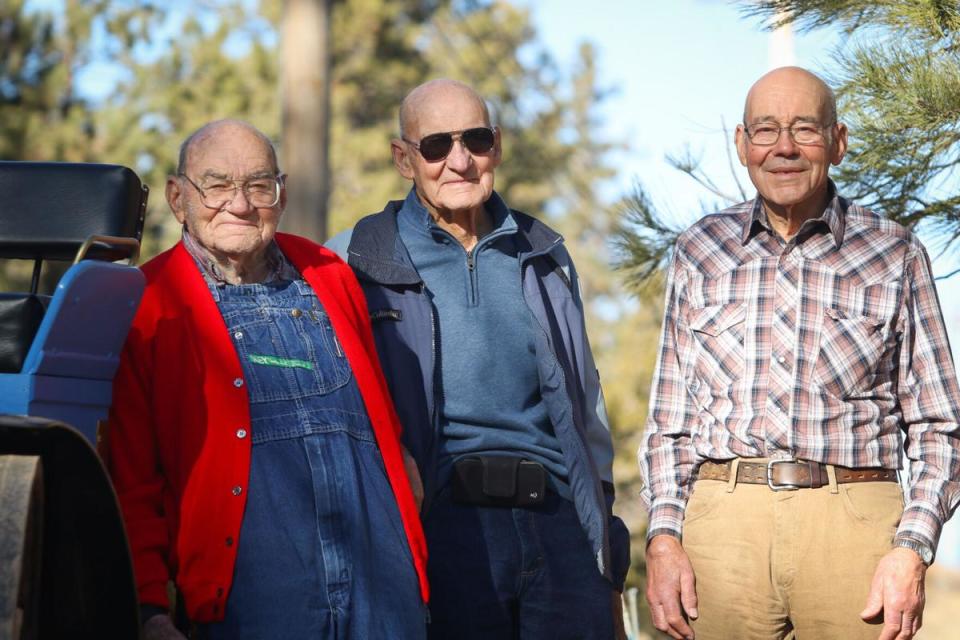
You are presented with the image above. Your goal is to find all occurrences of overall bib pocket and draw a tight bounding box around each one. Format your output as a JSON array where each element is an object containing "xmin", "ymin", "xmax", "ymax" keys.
[{"xmin": 229, "ymin": 306, "xmax": 351, "ymax": 403}]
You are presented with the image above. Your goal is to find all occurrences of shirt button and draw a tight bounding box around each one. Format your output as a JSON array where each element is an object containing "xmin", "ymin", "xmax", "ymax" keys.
[
  {"xmin": 233, "ymin": 378, "xmax": 244, "ymax": 388},
  {"xmin": 777, "ymin": 355, "xmax": 787, "ymax": 364},
  {"xmin": 291, "ymin": 308, "xmax": 302, "ymax": 318},
  {"xmin": 232, "ymin": 486, "xmax": 243, "ymax": 496},
  {"xmin": 236, "ymin": 428, "xmax": 247, "ymax": 439},
  {"xmin": 234, "ymin": 331, "xmax": 243, "ymax": 340},
  {"xmin": 226, "ymin": 536, "xmax": 234, "ymax": 546}
]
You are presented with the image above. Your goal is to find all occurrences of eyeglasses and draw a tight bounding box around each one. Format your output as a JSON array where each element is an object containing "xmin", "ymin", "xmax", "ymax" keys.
[
  {"xmin": 402, "ymin": 127, "xmax": 496, "ymax": 162},
  {"xmin": 179, "ymin": 173, "xmax": 283, "ymax": 209},
  {"xmin": 743, "ymin": 121, "xmax": 835, "ymax": 146}
]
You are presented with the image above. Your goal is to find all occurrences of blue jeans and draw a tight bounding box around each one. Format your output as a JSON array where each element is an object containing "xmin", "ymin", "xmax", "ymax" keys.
[
  {"xmin": 424, "ymin": 488, "xmax": 615, "ymax": 639},
  {"xmin": 201, "ymin": 280, "xmax": 425, "ymax": 640}
]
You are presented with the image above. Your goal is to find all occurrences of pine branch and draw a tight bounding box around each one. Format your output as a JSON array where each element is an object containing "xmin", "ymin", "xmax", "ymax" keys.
[{"xmin": 612, "ymin": 182, "xmax": 682, "ymax": 287}]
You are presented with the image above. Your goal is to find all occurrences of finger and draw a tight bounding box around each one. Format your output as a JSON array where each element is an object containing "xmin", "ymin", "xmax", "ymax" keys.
[
  {"xmin": 859, "ymin": 579, "xmax": 884, "ymax": 620},
  {"xmin": 897, "ymin": 613, "xmax": 917, "ymax": 640},
  {"xmin": 651, "ymin": 602, "xmax": 685, "ymax": 640},
  {"xmin": 679, "ymin": 567, "xmax": 699, "ymax": 619},
  {"xmin": 648, "ymin": 599, "xmax": 667, "ymax": 632},
  {"xmin": 876, "ymin": 610, "xmax": 903, "ymax": 640},
  {"xmin": 661, "ymin": 599, "xmax": 695, "ymax": 640}
]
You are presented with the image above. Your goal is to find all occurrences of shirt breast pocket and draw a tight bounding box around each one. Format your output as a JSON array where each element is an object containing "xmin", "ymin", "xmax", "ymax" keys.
[
  {"xmin": 233, "ymin": 311, "xmax": 352, "ymax": 403},
  {"xmin": 814, "ymin": 306, "xmax": 890, "ymax": 398},
  {"xmin": 687, "ymin": 301, "xmax": 747, "ymax": 390}
]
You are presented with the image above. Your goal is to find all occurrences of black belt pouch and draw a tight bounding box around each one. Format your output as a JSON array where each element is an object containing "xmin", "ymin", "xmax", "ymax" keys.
[{"xmin": 451, "ymin": 455, "xmax": 546, "ymax": 507}]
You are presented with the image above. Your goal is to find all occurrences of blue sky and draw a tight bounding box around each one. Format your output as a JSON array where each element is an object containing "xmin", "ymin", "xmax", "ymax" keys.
[{"xmin": 517, "ymin": 0, "xmax": 960, "ymax": 567}]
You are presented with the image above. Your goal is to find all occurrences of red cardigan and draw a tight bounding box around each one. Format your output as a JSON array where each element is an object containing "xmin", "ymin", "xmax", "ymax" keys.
[{"xmin": 106, "ymin": 234, "xmax": 428, "ymax": 622}]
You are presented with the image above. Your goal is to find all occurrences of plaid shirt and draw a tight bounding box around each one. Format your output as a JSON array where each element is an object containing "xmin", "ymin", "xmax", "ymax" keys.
[{"xmin": 639, "ymin": 186, "xmax": 960, "ymax": 553}]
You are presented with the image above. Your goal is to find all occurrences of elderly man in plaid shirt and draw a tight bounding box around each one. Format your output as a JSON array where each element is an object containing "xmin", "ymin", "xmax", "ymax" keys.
[{"xmin": 640, "ymin": 66, "xmax": 960, "ymax": 640}]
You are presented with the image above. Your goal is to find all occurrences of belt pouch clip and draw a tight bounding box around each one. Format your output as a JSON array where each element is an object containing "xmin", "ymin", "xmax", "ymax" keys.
[{"xmin": 452, "ymin": 455, "xmax": 546, "ymax": 507}]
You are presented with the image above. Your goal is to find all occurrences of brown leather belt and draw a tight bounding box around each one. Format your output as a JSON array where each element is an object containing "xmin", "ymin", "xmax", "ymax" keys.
[{"xmin": 696, "ymin": 459, "xmax": 898, "ymax": 491}]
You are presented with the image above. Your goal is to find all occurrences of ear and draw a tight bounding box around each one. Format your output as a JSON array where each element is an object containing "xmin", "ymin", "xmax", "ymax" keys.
[
  {"xmin": 166, "ymin": 175, "xmax": 187, "ymax": 225},
  {"xmin": 734, "ymin": 124, "xmax": 749, "ymax": 167},
  {"xmin": 278, "ymin": 174, "xmax": 288, "ymax": 211},
  {"xmin": 391, "ymin": 139, "xmax": 416, "ymax": 180},
  {"xmin": 831, "ymin": 122, "xmax": 848, "ymax": 166},
  {"xmin": 491, "ymin": 126, "xmax": 503, "ymax": 168}
]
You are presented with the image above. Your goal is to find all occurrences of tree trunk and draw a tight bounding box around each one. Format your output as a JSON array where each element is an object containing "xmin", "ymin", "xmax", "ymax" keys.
[{"xmin": 280, "ymin": 0, "xmax": 332, "ymax": 242}]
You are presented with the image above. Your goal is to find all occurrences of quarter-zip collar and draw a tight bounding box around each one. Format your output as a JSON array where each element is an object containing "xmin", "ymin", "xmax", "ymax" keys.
[
  {"xmin": 348, "ymin": 189, "xmax": 564, "ymax": 286},
  {"xmin": 398, "ymin": 186, "xmax": 518, "ymax": 242}
]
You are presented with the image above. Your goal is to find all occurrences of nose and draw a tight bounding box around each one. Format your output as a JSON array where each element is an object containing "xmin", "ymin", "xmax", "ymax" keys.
[
  {"xmin": 224, "ymin": 186, "xmax": 255, "ymax": 214},
  {"xmin": 444, "ymin": 136, "xmax": 473, "ymax": 172},
  {"xmin": 772, "ymin": 128, "xmax": 800, "ymax": 156}
]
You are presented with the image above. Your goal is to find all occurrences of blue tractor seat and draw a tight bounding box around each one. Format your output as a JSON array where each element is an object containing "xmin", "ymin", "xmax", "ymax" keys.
[
  {"xmin": 0, "ymin": 161, "xmax": 146, "ymax": 638},
  {"xmin": 0, "ymin": 161, "xmax": 148, "ymax": 445}
]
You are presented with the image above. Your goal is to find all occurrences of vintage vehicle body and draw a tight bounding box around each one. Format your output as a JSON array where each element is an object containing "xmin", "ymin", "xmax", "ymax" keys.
[{"xmin": 0, "ymin": 162, "xmax": 147, "ymax": 639}]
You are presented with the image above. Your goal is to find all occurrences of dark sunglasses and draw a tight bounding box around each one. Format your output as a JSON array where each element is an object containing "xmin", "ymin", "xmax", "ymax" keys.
[{"xmin": 402, "ymin": 127, "xmax": 496, "ymax": 162}]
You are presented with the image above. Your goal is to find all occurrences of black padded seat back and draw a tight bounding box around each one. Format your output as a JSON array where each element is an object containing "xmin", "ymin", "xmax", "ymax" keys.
[
  {"xmin": 0, "ymin": 293, "xmax": 49, "ymax": 373},
  {"xmin": 0, "ymin": 162, "xmax": 147, "ymax": 262}
]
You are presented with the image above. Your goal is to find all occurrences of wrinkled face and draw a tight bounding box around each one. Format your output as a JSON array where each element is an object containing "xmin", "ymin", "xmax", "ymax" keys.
[
  {"xmin": 392, "ymin": 87, "xmax": 501, "ymax": 217},
  {"xmin": 166, "ymin": 126, "xmax": 284, "ymax": 259},
  {"xmin": 735, "ymin": 71, "xmax": 847, "ymax": 215}
]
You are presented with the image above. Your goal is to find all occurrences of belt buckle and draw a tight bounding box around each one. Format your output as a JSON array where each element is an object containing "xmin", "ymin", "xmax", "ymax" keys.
[{"xmin": 767, "ymin": 458, "xmax": 800, "ymax": 491}]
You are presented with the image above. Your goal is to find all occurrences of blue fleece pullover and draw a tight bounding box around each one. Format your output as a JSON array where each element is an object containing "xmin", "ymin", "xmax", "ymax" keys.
[{"xmin": 396, "ymin": 189, "xmax": 568, "ymax": 493}]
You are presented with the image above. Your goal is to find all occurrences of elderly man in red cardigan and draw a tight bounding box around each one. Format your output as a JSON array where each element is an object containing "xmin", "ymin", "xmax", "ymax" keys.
[{"xmin": 106, "ymin": 119, "xmax": 428, "ymax": 640}]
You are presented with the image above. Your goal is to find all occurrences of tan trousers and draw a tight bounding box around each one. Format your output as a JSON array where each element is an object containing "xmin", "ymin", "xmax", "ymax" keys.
[{"xmin": 682, "ymin": 462, "xmax": 903, "ymax": 640}]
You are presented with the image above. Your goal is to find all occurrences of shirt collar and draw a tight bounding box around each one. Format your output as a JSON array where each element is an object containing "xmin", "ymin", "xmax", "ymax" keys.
[
  {"xmin": 181, "ymin": 228, "xmax": 297, "ymax": 286},
  {"xmin": 741, "ymin": 180, "xmax": 845, "ymax": 249}
]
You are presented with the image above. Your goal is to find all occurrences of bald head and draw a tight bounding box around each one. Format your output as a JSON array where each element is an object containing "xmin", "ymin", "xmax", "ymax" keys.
[
  {"xmin": 743, "ymin": 66, "xmax": 837, "ymax": 126},
  {"xmin": 177, "ymin": 119, "xmax": 278, "ymax": 175},
  {"xmin": 398, "ymin": 79, "xmax": 491, "ymax": 139}
]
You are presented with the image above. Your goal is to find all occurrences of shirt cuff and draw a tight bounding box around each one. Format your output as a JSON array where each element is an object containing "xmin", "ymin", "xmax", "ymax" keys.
[
  {"xmin": 895, "ymin": 502, "xmax": 943, "ymax": 556},
  {"xmin": 645, "ymin": 497, "xmax": 687, "ymax": 542}
]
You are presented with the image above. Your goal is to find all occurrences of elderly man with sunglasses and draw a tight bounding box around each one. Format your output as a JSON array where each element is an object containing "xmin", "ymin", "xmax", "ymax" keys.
[
  {"xmin": 640, "ymin": 67, "xmax": 960, "ymax": 640},
  {"xmin": 328, "ymin": 79, "xmax": 630, "ymax": 639}
]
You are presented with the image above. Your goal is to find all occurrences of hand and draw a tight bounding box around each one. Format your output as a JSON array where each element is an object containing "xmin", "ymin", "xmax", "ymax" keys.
[
  {"xmin": 142, "ymin": 614, "xmax": 187, "ymax": 640},
  {"xmin": 401, "ymin": 445, "xmax": 424, "ymax": 512},
  {"xmin": 645, "ymin": 534, "xmax": 698, "ymax": 640},
  {"xmin": 860, "ymin": 546, "xmax": 926, "ymax": 640},
  {"xmin": 612, "ymin": 590, "xmax": 628, "ymax": 640}
]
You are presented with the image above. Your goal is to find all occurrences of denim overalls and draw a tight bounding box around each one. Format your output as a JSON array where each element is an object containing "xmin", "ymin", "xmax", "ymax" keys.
[{"xmin": 201, "ymin": 278, "xmax": 424, "ymax": 640}]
